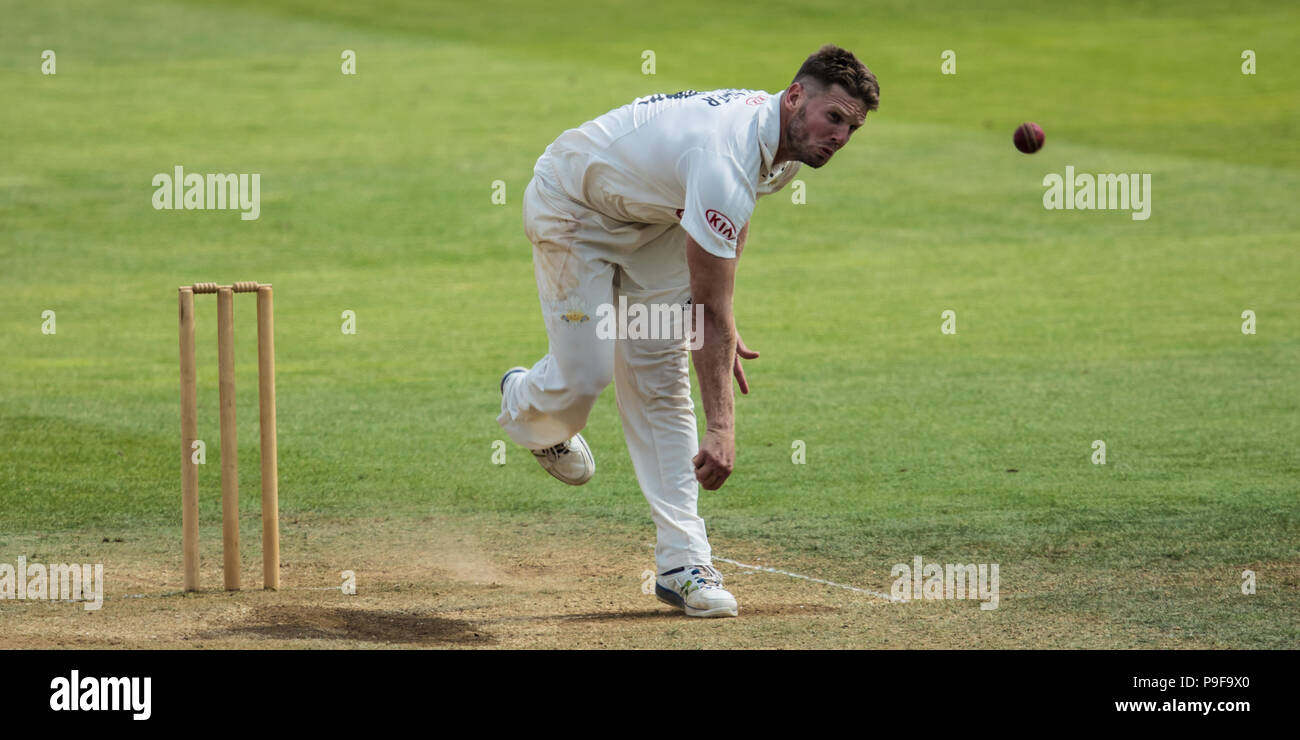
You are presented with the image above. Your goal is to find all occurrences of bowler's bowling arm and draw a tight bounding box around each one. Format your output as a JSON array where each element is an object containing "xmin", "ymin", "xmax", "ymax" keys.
[
  {"xmin": 686, "ymin": 231, "xmax": 743, "ymax": 437},
  {"xmin": 686, "ymin": 228, "xmax": 748, "ymax": 490}
]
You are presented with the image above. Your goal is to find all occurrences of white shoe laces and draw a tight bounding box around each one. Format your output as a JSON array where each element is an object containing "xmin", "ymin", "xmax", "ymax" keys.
[
  {"xmin": 533, "ymin": 440, "xmax": 572, "ymax": 459},
  {"xmin": 688, "ymin": 564, "xmax": 724, "ymax": 589}
]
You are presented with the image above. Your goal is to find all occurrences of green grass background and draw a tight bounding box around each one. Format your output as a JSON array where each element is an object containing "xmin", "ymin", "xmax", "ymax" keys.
[{"xmin": 2, "ymin": 0, "xmax": 1297, "ymax": 646}]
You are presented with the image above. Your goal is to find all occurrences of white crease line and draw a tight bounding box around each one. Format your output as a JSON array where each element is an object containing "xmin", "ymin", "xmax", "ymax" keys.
[
  {"xmin": 713, "ymin": 556, "xmax": 902, "ymax": 602},
  {"xmin": 647, "ymin": 545, "xmax": 902, "ymax": 602},
  {"xmin": 107, "ymin": 586, "xmax": 344, "ymax": 600}
]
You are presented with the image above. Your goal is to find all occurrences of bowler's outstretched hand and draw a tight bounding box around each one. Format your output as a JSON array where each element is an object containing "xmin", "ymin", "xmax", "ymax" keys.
[
  {"xmin": 733, "ymin": 333, "xmax": 759, "ymax": 394},
  {"xmin": 694, "ymin": 429, "xmax": 735, "ymax": 490}
]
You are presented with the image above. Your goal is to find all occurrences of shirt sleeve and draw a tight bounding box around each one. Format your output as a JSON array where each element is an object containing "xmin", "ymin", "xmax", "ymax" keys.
[{"xmin": 677, "ymin": 149, "xmax": 755, "ymax": 259}]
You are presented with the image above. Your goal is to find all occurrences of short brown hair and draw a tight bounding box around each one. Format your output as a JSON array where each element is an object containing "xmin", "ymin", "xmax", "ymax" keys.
[{"xmin": 793, "ymin": 45, "xmax": 879, "ymax": 112}]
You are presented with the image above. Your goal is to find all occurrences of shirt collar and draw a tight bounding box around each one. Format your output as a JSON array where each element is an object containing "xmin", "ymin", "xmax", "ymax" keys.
[{"xmin": 757, "ymin": 91, "xmax": 784, "ymax": 180}]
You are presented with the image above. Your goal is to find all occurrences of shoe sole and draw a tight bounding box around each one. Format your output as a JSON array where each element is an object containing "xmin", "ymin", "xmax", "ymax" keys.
[{"xmin": 655, "ymin": 585, "xmax": 738, "ymax": 618}]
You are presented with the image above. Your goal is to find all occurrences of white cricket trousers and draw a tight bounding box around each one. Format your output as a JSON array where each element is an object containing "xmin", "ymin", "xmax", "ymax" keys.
[{"xmin": 497, "ymin": 161, "xmax": 712, "ymax": 573}]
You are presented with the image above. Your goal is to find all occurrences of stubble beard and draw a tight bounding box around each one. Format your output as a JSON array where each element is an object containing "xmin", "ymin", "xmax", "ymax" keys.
[{"xmin": 784, "ymin": 105, "xmax": 823, "ymax": 168}]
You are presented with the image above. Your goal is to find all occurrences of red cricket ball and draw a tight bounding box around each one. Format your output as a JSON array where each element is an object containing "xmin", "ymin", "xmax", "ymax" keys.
[{"xmin": 1014, "ymin": 122, "xmax": 1045, "ymax": 154}]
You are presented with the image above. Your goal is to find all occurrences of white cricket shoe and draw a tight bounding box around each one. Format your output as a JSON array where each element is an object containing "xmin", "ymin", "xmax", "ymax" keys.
[
  {"xmin": 655, "ymin": 564, "xmax": 739, "ymax": 618},
  {"xmin": 500, "ymin": 366, "xmax": 528, "ymax": 395},
  {"xmin": 530, "ymin": 436, "xmax": 595, "ymax": 485},
  {"xmin": 501, "ymin": 367, "xmax": 596, "ymax": 486}
]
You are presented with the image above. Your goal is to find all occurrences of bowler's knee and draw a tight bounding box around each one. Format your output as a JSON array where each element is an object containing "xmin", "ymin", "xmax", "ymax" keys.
[{"xmin": 563, "ymin": 367, "xmax": 613, "ymax": 409}]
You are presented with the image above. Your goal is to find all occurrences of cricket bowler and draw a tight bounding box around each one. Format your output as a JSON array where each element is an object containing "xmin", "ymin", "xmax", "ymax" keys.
[{"xmin": 498, "ymin": 45, "xmax": 879, "ymax": 617}]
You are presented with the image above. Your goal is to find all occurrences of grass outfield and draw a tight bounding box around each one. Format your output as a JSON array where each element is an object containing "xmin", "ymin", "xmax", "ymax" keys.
[{"xmin": 1, "ymin": 0, "xmax": 1297, "ymax": 648}]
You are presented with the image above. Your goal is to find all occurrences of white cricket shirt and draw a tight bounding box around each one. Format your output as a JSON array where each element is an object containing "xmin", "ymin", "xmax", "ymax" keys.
[{"xmin": 534, "ymin": 89, "xmax": 801, "ymax": 258}]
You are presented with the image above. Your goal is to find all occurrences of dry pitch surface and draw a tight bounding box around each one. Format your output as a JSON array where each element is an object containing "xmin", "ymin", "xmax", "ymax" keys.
[{"xmin": 0, "ymin": 513, "xmax": 1245, "ymax": 649}]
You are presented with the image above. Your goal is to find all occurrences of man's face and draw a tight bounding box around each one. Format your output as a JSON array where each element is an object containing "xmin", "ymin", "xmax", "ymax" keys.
[{"xmin": 783, "ymin": 82, "xmax": 868, "ymax": 168}]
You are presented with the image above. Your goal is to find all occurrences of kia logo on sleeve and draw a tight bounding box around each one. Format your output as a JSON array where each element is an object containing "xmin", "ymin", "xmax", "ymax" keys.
[{"xmin": 705, "ymin": 209, "xmax": 737, "ymax": 240}]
